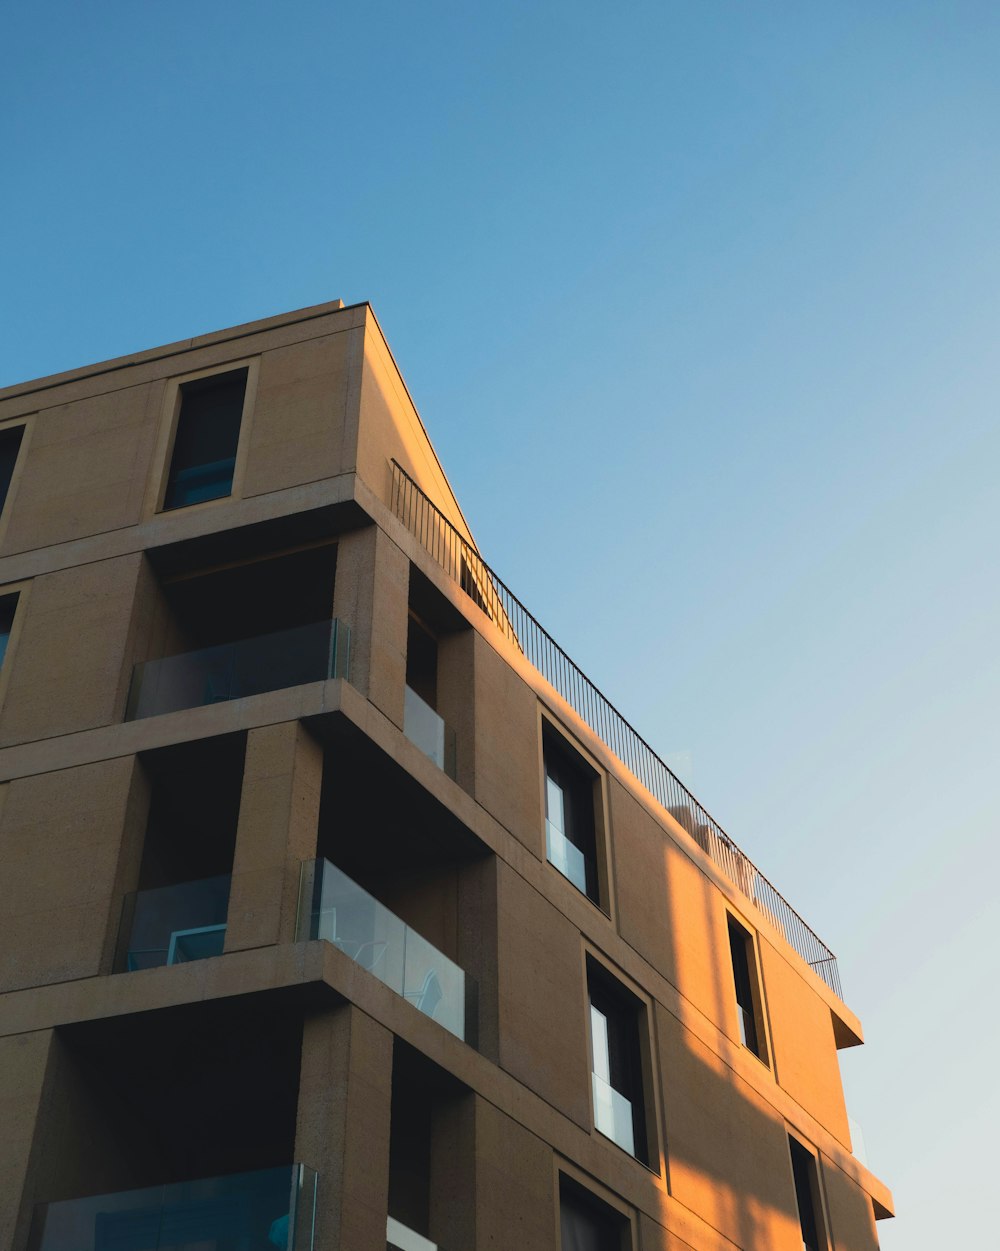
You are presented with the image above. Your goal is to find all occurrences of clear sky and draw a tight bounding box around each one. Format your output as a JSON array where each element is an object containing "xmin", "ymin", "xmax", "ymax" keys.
[{"xmin": 3, "ymin": 3, "xmax": 998, "ymax": 1245}]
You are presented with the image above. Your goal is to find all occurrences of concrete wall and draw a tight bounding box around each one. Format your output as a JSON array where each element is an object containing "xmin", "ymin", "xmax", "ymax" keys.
[{"xmin": 0, "ymin": 756, "xmax": 139, "ymax": 993}]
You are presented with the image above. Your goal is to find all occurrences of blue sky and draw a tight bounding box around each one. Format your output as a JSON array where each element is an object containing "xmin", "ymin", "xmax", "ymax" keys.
[{"xmin": 4, "ymin": 4, "xmax": 999, "ymax": 1245}]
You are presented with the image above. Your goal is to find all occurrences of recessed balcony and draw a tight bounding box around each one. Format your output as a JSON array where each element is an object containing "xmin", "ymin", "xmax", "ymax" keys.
[
  {"xmin": 114, "ymin": 873, "xmax": 231, "ymax": 972},
  {"xmin": 125, "ymin": 618, "xmax": 350, "ymax": 721},
  {"xmin": 403, "ymin": 684, "xmax": 457, "ymax": 778},
  {"xmin": 31, "ymin": 1165, "xmax": 317, "ymax": 1251},
  {"xmin": 297, "ymin": 859, "xmax": 475, "ymax": 1044}
]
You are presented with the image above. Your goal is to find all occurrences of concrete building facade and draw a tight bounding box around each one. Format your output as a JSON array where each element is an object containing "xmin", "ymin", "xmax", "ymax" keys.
[{"xmin": 0, "ymin": 300, "xmax": 893, "ymax": 1251}]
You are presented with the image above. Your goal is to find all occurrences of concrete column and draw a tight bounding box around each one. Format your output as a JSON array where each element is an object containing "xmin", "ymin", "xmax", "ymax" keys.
[
  {"xmin": 1, "ymin": 1032, "xmax": 54, "ymax": 1251},
  {"xmin": 294, "ymin": 1005, "xmax": 393, "ymax": 1250},
  {"xmin": 332, "ymin": 525, "xmax": 409, "ymax": 726},
  {"xmin": 437, "ymin": 627, "xmax": 476, "ymax": 792},
  {"xmin": 480, "ymin": 1101, "xmax": 556, "ymax": 1250},
  {"xmin": 456, "ymin": 856, "xmax": 499, "ymax": 1062},
  {"xmin": 225, "ymin": 721, "xmax": 323, "ymax": 953}
]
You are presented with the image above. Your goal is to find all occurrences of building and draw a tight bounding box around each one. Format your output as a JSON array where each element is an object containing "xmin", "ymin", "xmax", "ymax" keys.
[{"xmin": 0, "ymin": 300, "xmax": 893, "ymax": 1251}]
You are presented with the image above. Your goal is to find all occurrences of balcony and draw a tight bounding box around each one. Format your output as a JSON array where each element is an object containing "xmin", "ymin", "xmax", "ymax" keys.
[
  {"xmin": 404, "ymin": 684, "xmax": 457, "ymax": 778},
  {"xmin": 297, "ymin": 859, "xmax": 475, "ymax": 1043},
  {"xmin": 125, "ymin": 618, "xmax": 350, "ymax": 721},
  {"xmin": 31, "ymin": 1165, "xmax": 317, "ymax": 1251},
  {"xmin": 114, "ymin": 874, "xmax": 230, "ymax": 972}
]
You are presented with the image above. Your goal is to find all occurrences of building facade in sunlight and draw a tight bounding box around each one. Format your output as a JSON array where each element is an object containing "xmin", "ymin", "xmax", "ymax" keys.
[{"xmin": 0, "ymin": 301, "xmax": 892, "ymax": 1250}]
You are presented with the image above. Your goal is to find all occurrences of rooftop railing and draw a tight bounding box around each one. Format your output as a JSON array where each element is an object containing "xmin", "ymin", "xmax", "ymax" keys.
[{"xmin": 389, "ymin": 459, "xmax": 842, "ymax": 1000}]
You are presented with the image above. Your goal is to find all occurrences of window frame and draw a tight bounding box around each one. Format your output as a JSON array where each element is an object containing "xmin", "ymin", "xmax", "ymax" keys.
[
  {"xmin": 0, "ymin": 580, "xmax": 30, "ymax": 708},
  {"xmin": 0, "ymin": 416, "xmax": 32, "ymax": 548},
  {"xmin": 540, "ymin": 712, "xmax": 612, "ymax": 913},
  {"xmin": 725, "ymin": 909, "xmax": 772, "ymax": 1067},
  {"xmin": 786, "ymin": 1130, "xmax": 831, "ymax": 1251},
  {"xmin": 146, "ymin": 357, "xmax": 259, "ymax": 518},
  {"xmin": 583, "ymin": 949, "xmax": 660, "ymax": 1172},
  {"xmin": 556, "ymin": 1166, "xmax": 634, "ymax": 1251}
]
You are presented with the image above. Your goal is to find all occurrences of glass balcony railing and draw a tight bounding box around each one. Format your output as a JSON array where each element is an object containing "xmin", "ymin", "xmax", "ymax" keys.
[
  {"xmin": 114, "ymin": 874, "xmax": 231, "ymax": 972},
  {"xmin": 125, "ymin": 618, "xmax": 350, "ymax": 721},
  {"xmin": 592, "ymin": 1072, "xmax": 636, "ymax": 1156},
  {"xmin": 387, "ymin": 1215, "xmax": 439, "ymax": 1251},
  {"xmin": 297, "ymin": 859, "xmax": 475, "ymax": 1044},
  {"xmin": 31, "ymin": 1164, "xmax": 317, "ymax": 1251},
  {"xmin": 403, "ymin": 685, "xmax": 457, "ymax": 778},
  {"xmin": 848, "ymin": 1115, "xmax": 869, "ymax": 1168},
  {"xmin": 545, "ymin": 819, "xmax": 589, "ymax": 895}
]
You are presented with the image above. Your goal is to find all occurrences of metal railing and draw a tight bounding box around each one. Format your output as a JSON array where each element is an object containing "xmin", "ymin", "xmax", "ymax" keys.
[{"xmin": 389, "ymin": 459, "xmax": 842, "ymax": 999}]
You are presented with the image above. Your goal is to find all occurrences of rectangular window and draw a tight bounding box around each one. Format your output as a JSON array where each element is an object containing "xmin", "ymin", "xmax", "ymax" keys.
[
  {"xmin": 587, "ymin": 960, "xmax": 649, "ymax": 1165},
  {"xmin": 0, "ymin": 593, "xmax": 19, "ymax": 669},
  {"xmin": 544, "ymin": 725, "xmax": 600, "ymax": 903},
  {"xmin": 163, "ymin": 368, "xmax": 248, "ymax": 510},
  {"xmin": 559, "ymin": 1176, "xmax": 627, "ymax": 1251},
  {"xmin": 728, "ymin": 916, "xmax": 767, "ymax": 1062},
  {"xmin": 0, "ymin": 424, "xmax": 24, "ymax": 518},
  {"xmin": 789, "ymin": 1135, "xmax": 827, "ymax": 1251}
]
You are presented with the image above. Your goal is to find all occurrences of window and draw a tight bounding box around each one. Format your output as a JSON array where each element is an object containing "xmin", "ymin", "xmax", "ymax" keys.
[
  {"xmin": 163, "ymin": 368, "xmax": 248, "ymax": 510},
  {"xmin": 0, "ymin": 424, "xmax": 24, "ymax": 518},
  {"xmin": 0, "ymin": 593, "xmax": 18, "ymax": 669},
  {"xmin": 559, "ymin": 1176, "xmax": 627, "ymax": 1251},
  {"xmin": 728, "ymin": 916, "xmax": 768, "ymax": 1062},
  {"xmin": 788, "ymin": 1135, "xmax": 827, "ymax": 1251},
  {"xmin": 544, "ymin": 724, "xmax": 600, "ymax": 903},
  {"xmin": 403, "ymin": 610, "xmax": 456, "ymax": 776},
  {"xmin": 406, "ymin": 612, "xmax": 438, "ymax": 707},
  {"xmin": 587, "ymin": 960, "xmax": 650, "ymax": 1164}
]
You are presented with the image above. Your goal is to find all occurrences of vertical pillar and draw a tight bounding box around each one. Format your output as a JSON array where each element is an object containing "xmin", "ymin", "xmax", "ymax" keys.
[
  {"xmin": 332, "ymin": 525, "xmax": 409, "ymax": 726},
  {"xmin": 225, "ymin": 721, "xmax": 323, "ymax": 953},
  {"xmin": 437, "ymin": 627, "xmax": 476, "ymax": 792},
  {"xmin": 295, "ymin": 1005, "xmax": 393, "ymax": 1250},
  {"xmin": 430, "ymin": 1094, "xmax": 554, "ymax": 1251},
  {"xmin": 0, "ymin": 1031, "xmax": 54, "ymax": 1251}
]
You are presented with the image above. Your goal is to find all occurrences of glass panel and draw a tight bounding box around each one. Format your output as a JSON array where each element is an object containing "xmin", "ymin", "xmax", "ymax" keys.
[
  {"xmin": 546, "ymin": 820, "xmax": 589, "ymax": 894},
  {"xmin": 592, "ymin": 1072, "xmax": 636, "ymax": 1156},
  {"xmin": 298, "ymin": 860, "xmax": 473, "ymax": 1043},
  {"xmin": 116, "ymin": 874, "xmax": 231, "ymax": 972},
  {"xmin": 126, "ymin": 619, "xmax": 350, "ymax": 721},
  {"xmin": 403, "ymin": 686, "xmax": 457, "ymax": 778},
  {"xmin": 33, "ymin": 1164, "xmax": 317, "ymax": 1251},
  {"xmin": 166, "ymin": 456, "xmax": 236, "ymax": 507},
  {"xmin": 590, "ymin": 1005, "xmax": 611, "ymax": 1083},
  {"xmin": 848, "ymin": 1115, "xmax": 869, "ymax": 1168},
  {"xmin": 386, "ymin": 1215, "xmax": 439, "ymax": 1251}
]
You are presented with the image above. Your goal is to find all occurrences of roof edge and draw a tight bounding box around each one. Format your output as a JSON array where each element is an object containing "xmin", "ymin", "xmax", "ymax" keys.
[{"xmin": 0, "ymin": 297, "xmax": 353, "ymax": 402}]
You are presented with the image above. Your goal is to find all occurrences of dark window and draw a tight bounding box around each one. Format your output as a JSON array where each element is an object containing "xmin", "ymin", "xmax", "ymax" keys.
[
  {"xmin": 0, "ymin": 593, "xmax": 18, "ymax": 669},
  {"xmin": 789, "ymin": 1136, "xmax": 825, "ymax": 1251},
  {"xmin": 728, "ymin": 917, "xmax": 766, "ymax": 1061},
  {"xmin": 588, "ymin": 961, "xmax": 649, "ymax": 1165},
  {"xmin": 0, "ymin": 425, "xmax": 24, "ymax": 517},
  {"xmin": 163, "ymin": 368, "xmax": 247, "ymax": 510},
  {"xmin": 544, "ymin": 726, "xmax": 600, "ymax": 902},
  {"xmin": 559, "ymin": 1176, "xmax": 626, "ymax": 1251},
  {"xmin": 406, "ymin": 613, "xmax": 438, "ymax": 708}
]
